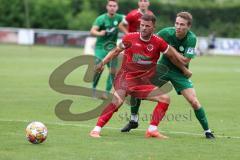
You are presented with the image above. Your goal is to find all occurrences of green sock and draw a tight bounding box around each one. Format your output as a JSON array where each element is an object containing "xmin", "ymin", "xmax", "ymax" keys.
[
  {"xmin": 106, "ymin": 73, "xmax": 115, "ymax": 93},
  {"xmin": 130, "ymin": 96, "xmax": 141, "ymax": 115},
  {"xmin": 92, "ymin": 72, "xmax": 102, "ymax": 89},
  {"xmin": 194, "ymin": 107, "xmax": 209, "ymax": 131}
]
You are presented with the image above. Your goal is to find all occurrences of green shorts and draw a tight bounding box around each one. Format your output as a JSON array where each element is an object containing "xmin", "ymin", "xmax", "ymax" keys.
[
  {"xmin": 151, "ymin": 65, "xmax": 193, "ymax": 95},
  {"xmin": 95, "ymin": 48, "xmax": 118, "ymax": 68}
]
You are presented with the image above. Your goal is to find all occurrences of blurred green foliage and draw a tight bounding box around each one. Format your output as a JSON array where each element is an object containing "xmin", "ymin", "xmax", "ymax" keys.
[{"xmin": 0, "ymin": 0, "xmax": 240, "ymax": 37}]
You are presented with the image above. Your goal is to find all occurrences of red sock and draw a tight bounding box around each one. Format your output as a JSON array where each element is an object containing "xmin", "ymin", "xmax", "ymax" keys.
[
  {"xmin": 96, "ymin": 103, "xmax": 118, "ymax": 127},
  {"xmin": 150, "ymin": 102, "xmax": 169, "ymax": 126}
]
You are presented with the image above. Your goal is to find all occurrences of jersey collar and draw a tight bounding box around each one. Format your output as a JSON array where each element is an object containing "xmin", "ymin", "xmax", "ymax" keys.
[
  {"xmin": 138, "ymin": 9, "xmax": 147, "ymax": 15},
  {"xmin": 107, "ymin": 13, "xmax": 116, "ymax": 18},
  {"xmin": 175, "ymin": 30, "xmax": 189, "ymax": 41},
  {"xmin": 140, "ymin": 33, "xmax": 152, "ymax": 42}
]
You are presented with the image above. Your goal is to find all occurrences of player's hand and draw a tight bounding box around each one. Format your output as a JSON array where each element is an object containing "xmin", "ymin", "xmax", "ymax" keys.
[
  {"xmin": 95, "ymin": 62, "xmax": 104, "ymax": 73},
  {"xmin": 99, "ymin": 30, "xmax": 106, "ymax": 36},
  {"xmin": 183, "ymin": 69, "xmax": 192, "ymax": 78}
]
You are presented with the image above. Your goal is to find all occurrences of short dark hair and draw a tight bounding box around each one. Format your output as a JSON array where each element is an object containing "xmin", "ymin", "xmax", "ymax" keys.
[
  {"xmin": 177, "ymin": 12, "xmax": 193, "ymax": 26},
  {"xmin": 140, "ymin": 14, "xmax": 156, "ymax": 24}
]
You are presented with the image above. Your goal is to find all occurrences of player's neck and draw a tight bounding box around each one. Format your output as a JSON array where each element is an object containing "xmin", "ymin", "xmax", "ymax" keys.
[
  {"xmin": 138, "ymin": 8, "xmax": 147, "ymax": 15},
  {"xmin": 107, "ymin": 13, "xmax": 115, "ymax": 18},
  {"xmin": 140, "ymin": 33, "xmax": 152, "ymax": 42},
  {"xmin": 176, "ymin": 32, "xmax": 187, "ymax": 40}
]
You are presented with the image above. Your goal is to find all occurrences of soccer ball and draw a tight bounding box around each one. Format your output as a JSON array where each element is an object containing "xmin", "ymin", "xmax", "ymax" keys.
[{"xmin": 26, "ymin": 121, "xmax": 48, "ymax": 144}]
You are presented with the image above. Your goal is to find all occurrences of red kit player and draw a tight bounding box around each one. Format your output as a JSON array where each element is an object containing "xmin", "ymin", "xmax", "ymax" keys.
[{"xmin": 90, "ymin": 14, "xmax": 191, "ymax": 139}]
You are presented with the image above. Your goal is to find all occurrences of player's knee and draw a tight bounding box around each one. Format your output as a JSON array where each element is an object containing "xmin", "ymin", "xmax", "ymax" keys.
[
  {"xmin": 189, "ymin": 98, "xmax": 200, "ymax": 108},
  {"xmin": 158, "ymin": 94, "xmax": 170, "ymax": 104},
  {"xmin": 112, "ymin": 98, "xmax": 124, "ymax": 107}
]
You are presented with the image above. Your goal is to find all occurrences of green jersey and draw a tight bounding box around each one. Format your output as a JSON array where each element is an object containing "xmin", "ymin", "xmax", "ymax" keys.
[
  {"xmin": 156, "ymin": 27, "xmax": 197, "ymax": 73},
  {"xmin": 93, "ymin": 13, "xmax": 124, "ymax": 49}
]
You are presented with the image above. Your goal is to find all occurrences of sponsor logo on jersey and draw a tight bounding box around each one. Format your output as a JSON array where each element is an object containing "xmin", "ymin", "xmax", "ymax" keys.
[
  {"xmin": 132, "ymin": 54, "xmax": 151, "ymax": 63},
  {"xmin": 106, "ymin": 27, "xmax": 116, "ymax": 33}
]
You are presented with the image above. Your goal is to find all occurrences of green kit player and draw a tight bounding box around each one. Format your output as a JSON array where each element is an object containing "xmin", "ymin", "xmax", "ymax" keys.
[
  {"xmin": 121, "ymin": 11, "xmax": 215, "ymax": 139},
  {"xmin": 90, "ymin": 0, "xmax": 124, "ymax": 99}
]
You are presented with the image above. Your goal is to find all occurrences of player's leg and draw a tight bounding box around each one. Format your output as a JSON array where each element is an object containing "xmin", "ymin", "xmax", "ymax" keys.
[
  {"xmin": 129, "ymin": 85, "xmax": 170, "ymax": 138},
  {"xmin": 121, "ymin": 97, "xmax": 141, "ymax": 132},
  {"xmin": 121, "ymin": 69, "xmax": 170, "ymax": 132},
  {"xmin": 146, "ymin": 67, "xmax": 172, "ymax": 137},
  {"xmin": 144, "ymin": 87, "xmax": 170, "ymax": 139},
  {"xmin": 181, "ymin": 88, "xmax": 215, "ymax": 139},
  {"xmin": 90, "ymin": 89, "xmax": 126, "ymax": 138},
  {"xmin": 92, "ymin": 56, "xmax": 104, "ymax": 97},
  {"xmin": 102, "ymin": 58, "xmax": 118, "ymax": 99},
  {"xmin": 169, "ymin": 71, "xmax": 215, "ymax": 139}
]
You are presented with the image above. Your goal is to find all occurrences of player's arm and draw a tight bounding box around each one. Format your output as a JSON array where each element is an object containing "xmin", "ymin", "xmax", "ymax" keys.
[
  {"xmin": 119, "ymin": 15, "xmax": 128, "ymax": 34},
  {"xmin": 90, "ymin": 25, "xmax": 106, "ymax": 37},
  {"xmin": 95, "ymin": 43, "xmax": 125, "ymax": 72},
  {"xmin": 182, "ymin": 36, "xmax": 197, "ymax": 64},
  {"xmin": 118, "ymin": 22, "xmax": 128, "ymax": 34},
  {"xmin": 165, "ymin": 46, "xmax": 192, "ymax": 78},
  {"xmin": 166, "ymin": 46, "xmax": 189, "ymax": 65},
  {"xmin": 118, "ymin": 12, "xmax": 133, "ymax": 34},
  {"xmin": 182, "ymin": 45, "xmax": 197, "ymax": 64},
  {"xmin": 181, "ymin": 56, "xmax": 191, "ymax": 64}
]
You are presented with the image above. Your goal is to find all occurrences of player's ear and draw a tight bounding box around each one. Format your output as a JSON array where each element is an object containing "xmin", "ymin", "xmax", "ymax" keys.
[
  {"xmin": 152, "ymin": 22, "xmax": 156, "ymax": 31},
  {"xmin": 106, "ymin": 2, "xmax": 109, "ymax": 10},
  {"xmin": 153, "ymin": 24, "xmax": 156, "ymax": 30}
]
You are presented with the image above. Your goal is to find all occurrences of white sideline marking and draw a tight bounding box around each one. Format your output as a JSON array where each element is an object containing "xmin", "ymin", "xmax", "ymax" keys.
[{"xmin": 1, "ymin": 119, "xmax": 240, "ymax": 139}]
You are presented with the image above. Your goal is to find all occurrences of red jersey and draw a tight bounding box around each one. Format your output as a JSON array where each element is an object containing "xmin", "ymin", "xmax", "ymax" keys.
[
  {"xmin": 121, "ymin": 32, "xmax": 168, "ymax": 73},
  {"xmin": 125, "ymin": 9, "xmax": 153, "ymax": 32},
  {"xmin": 114, "ymin": 32, "xmax": 169, "ymax": 94}
]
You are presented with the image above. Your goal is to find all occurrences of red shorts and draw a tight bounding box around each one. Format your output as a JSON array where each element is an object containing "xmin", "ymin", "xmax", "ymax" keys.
[
  {"xmin": 114, "ymin": 70, "xmax": 156, "ymax": 99},
  {"xmin": 127, "ymin": 85, "xmax": 156, "ymax": 99}
]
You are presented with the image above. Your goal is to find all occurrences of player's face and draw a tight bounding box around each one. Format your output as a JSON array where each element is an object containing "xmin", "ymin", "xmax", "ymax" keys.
[
  {"xmin": 140, "ymin": 19, "xmax": 154, "ymax": 39},
  {"xmin": 138, "ymin": 0, "xmax": 150, "ymax": 11},
  {"xmin": 106, "ymin": 1, "xmax": 118, "ymax": 16},
  {"xmin": 175, "ymin": 17, "xmax": 191, "ymax": 38}
]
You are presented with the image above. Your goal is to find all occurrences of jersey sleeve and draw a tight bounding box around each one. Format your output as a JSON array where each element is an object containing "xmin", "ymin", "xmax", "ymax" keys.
[
  {"xmin": 125, "ymin": 12, "xmax": 133, "ymax": 24},
  {"xmin": 158, "ymin": 37, "xmax": 169, "ymax": 54},
  {"xmin": 184, "ymin": 36, "xmax": 197, "ymax": 59},
  {"xmin": 120, "ymin": 34, "xmax": 132, "ymax": 49}
]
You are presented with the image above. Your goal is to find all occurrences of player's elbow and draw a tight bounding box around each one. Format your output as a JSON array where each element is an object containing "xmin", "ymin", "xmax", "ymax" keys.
[
  {"xmin": 113, "ymin": 47, "xmax": 122, "ymax": 56},
  {"xmin": 90, "ymin": 29, "xmax": 95, "ymax": 36},
  {"xmin": 118, "ymin": 22, "xmax": 128, "ymax": 34},
  {"xmin": 165, "ymin": 50, "xmax": 175, "ymax": 61},
  {"xmin": 90, "ymin": 27, "xmax": 98, "ymax": 36}
]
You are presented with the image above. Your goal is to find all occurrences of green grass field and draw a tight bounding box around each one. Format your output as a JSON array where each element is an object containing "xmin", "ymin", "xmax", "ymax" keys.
[{"xmin": 0, "ymin": 44, "xmax": 240, "ymax": 160}]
